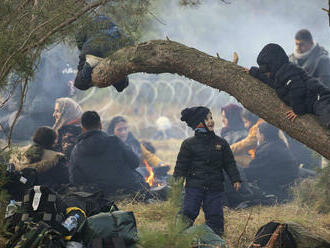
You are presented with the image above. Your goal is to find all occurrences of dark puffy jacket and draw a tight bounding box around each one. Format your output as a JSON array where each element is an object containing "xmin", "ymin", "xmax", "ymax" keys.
[
  {"xmin": 173, "ymin": 131, "xmax": 241, "ymax": 191},
  {"xmin": 290, "ymin": 44, "xmax": 330, "ymax": 88},
  {"xmin": 244, "ymin": 139, "xmax": 298, "ymax": 197},
  {"xmin": 69, "ymin": 130, "xmax": 145, "ymax": 193},
  {"xmin": 250, "ymin": 63, "xmax": 330, "ymax": 115}
]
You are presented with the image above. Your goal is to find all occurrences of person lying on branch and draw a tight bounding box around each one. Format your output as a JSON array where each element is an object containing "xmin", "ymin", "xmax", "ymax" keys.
[
  {"xmin": 245, "ymin": 43, "xmax": 330, "ymax": 129},
  {"xmin": 74, "ymin": 15, "xmax": 133, "ymax": 92}
]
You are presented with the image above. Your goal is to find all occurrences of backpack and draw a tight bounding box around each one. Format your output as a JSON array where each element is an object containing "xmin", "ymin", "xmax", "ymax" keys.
[
  {"xmin": 21, "ymin": 186, "xmax": 67, "ymax": 227},
  {"xmin": 4, "ymin": 185, "xmax": 67, "ymax": 236},
  {"xmin": 286, "ymin": 222, "xmax": 330, "ymax": 248},
  {"xmin": 3, "ymin": 163, "xmax": 38, "ymax": 201},
  {"xmin": 5, "ymin": 221, "xmax": 66, "ymax": 248},
  {"xmin": 249, "ymin": 221, "xmax": 296, "ymax": 248},
  {"xmin": 250, "ymin": 221, "xmax": 330, "ymax": 248},
  {"xmin": 84, "ymin": 210, "xmax": 139, "ymax": 248},
  {"xmin": 62, "ymin": 190, "xmax": 115, "ymax": 217}
]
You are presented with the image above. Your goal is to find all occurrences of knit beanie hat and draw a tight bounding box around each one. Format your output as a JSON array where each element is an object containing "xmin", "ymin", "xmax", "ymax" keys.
[
  {"xmin": 181, "ymin": 106, "xmax": 210, "ymax": 129},
  {"xmin": 257, "ymin": 43, "xmax": 289, "ymax": 75}
]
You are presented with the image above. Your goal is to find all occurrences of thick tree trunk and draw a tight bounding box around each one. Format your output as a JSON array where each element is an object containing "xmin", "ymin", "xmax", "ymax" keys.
[{"xmin": 91, "ymin": 40, "xmax": 330, "ymax": 160}]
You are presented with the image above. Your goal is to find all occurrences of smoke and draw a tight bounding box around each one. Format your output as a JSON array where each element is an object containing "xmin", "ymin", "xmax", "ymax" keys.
[
  {"xmin": 88, "ymin": 0, "xmax": 330, "ymax": 138},
  {"xmin": 148, "ymin": 0, "xmax": 330, "ymax": 68},
  {"xmin": 3, "ymin": 0, "xmax": 329, "ymax": 140},
  {"xmin": 108, "ymin": 0, "xmax": 329, "ymax": 138}
]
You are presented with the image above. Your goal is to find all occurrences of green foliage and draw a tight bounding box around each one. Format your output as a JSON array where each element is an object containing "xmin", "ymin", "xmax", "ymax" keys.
[
  {"xmin": 138, "ymin": 178, "xmax": 203, "ymax": 248},
  {"xmin": 0, "ymin": 0, "xmax": 81, "ymax": 87},
  {"xmin": 0, "ymin": 149, "xmax": 11, "ymax": 228},
  {"xmin": 292, "ymin": 166, "xmax": 330, "ymax": 213},
  {"xmin": 98, "ymin": 0, "xmax": 152, "ymax": 42},
  {"xmin": 0, "ymin": 0, "xmax": 152, "ymax": 91}
]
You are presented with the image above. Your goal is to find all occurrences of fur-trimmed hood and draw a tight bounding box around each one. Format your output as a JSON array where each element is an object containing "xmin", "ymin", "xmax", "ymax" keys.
[{"xmin": 10, "ymin": 145, "xmax": 65, "ymax": 173}]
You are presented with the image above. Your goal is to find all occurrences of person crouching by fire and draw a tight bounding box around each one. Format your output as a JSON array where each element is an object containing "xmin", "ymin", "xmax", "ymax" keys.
[{"xmin": 173, "ymin": 106, "xmax": 241, "ymax": 236}]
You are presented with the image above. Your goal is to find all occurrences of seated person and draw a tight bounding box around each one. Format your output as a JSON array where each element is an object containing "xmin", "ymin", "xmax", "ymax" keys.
[
  {"xmin": 107, "ymin": 116, "xmax": 170, "ymax": 168},
  {"xmin": 248, "ymin": 43, "xmax": 330, "ymax": 128},
  {"xmin": 52, "ymin": 97, "xmax": 83, "ymax": 159},
  {"xmin": 244, "ymin": 122, "xmax": 298, "ymax": 201},
  {"xmin": 10, "ymin": 126, "xmax": 69, "ymax": 188},
  {"xmin": 69, "ymin": 111, "xmax": 149, "ymax": 195},
  {"xmin": 220, "ymin": 104, "xmax": 248, "ymax": 145},
  {"xmin": 74, "ymin": 15, "xmax": 133, "ymax": 92},
  {"xmin": 230, "ymin": 109, "xmax": 264, "ymax": 167}
]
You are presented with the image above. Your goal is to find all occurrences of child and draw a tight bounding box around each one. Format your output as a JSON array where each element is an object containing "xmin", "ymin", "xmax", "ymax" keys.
[
  {"xmin": 248, "ymin": 43, "xmax": 330, "ymax": 128},
  {"xmin": 173, "ymin": 106, "xmax": 241, "ymax": 236}
]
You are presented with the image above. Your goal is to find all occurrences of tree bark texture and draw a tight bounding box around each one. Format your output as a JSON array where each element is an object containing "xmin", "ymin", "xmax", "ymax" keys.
[{"xmin": 91, "ymin": 40, "xmax": 330, "ymax": 159}]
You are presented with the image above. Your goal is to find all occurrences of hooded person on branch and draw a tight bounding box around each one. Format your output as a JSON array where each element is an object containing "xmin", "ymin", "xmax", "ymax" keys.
[{"xmin": 246, "ymin": 43, "xmax": 330, "ymax": 129}]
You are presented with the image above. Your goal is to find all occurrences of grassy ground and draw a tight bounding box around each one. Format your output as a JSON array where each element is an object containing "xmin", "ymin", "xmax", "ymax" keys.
[
  {"xmin": 119, "ymin": 139, "xmax": 330, "ymax": 247},
  {"xmin": 1, "ymin": 139, "xmax": 329, "ymax": 247},
  {"xmin": 118, "ymin": 200, "xmax": 330, "ymax": 248}
]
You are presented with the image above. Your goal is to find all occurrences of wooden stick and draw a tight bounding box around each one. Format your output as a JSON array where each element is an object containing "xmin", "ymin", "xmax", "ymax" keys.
[{"xmin": 265, "ymin": 224, "xmax": 284, "ymax": 248}]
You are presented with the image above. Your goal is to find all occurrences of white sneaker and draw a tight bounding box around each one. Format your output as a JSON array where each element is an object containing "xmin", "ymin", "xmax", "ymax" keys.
[{"xmin": 86, "ymin": 54, "xmax": 103, "ymax": 68}]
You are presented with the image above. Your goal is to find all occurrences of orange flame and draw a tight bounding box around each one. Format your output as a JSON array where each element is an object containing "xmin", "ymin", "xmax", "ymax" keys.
[
  {"xmin": 248, "ymin": 149, "xmax": 256, "ymax": 159},
  {"xmin": 144, "ymin": 160, "xmax": 155, "ymax": 187}
]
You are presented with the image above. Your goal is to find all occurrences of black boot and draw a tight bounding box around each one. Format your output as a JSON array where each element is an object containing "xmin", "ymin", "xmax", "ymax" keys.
[
  {"xmin": 113, "ymin": 76, "xmax": 129, "ymax": 92},
  {"xmin": 74, "ymin": 62, "xmax": 93, "ymax": 90}
]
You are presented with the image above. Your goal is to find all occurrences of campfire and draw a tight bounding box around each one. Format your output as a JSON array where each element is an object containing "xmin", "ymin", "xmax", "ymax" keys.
[
  {"xmin": 144, "ymin": 160, "xmax": 155, "ymax": 187},
  {"xmin": 142, "ymin": 160, "xmax": 170, "ymax": 188}
]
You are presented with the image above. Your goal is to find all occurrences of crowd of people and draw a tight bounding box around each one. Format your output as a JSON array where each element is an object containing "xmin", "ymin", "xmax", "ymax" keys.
[{"xmin": 3, "ymin": 27, "xmax": 330, "ymax": 240}]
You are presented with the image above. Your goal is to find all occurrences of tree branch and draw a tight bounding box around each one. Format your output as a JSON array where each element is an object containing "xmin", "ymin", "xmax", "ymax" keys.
[
  {"xmin": 322, "ymin": 0, "xmax": 330, "ymax": 26},
  {"xmin": 0, "ymin": 80, "xmax": 19, "ymax": 108},
  {"xmin": 0, "ymin": 0, "xmax": 109, "ymax": 84},
  {"xmin": 91, "ymin": 40, "xmax": 330, "ymax": 159},
  {"xmin": 6, "ymin": 77, "xmax": 29, "ymax": 149},
  {"xmin": 27, "ymin": 0, "xmax": 110, "ymax": 51}
]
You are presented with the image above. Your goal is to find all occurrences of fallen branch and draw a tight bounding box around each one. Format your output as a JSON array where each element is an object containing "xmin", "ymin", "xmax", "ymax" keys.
[{"xmin": 91, "ymin": 40, "xmax": 330, "ymax": 159}]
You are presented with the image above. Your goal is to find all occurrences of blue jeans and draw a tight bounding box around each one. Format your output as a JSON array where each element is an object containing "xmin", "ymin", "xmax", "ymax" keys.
[{"xmin": 182, "ymin": 187, "xmax": 224, "ymax": 235}]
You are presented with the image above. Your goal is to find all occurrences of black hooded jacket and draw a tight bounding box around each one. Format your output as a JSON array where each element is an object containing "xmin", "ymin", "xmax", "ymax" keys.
[
  {"xmin": 69, "ymin": 130, "xmax": 144, "ymax": 192},
  {"xmin": 250, "ymin": 43, "xmax": 330, "ymax": 115},
  {"xmin": 173, "ymin": 131, "xmax": 241, "ymax": 191}
]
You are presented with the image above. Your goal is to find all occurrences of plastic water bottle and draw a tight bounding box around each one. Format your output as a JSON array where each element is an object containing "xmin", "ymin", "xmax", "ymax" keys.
[
  {"xmin": 62, "ymin": 213, "xmax": 80, "ymax": 232},
  {"xmin": 5, "ymin": 200, "xmax": 17, "ymax": 218},
  {"xmin": 66, "ymin": 241, "xmax": 83, "ymax": 248}
]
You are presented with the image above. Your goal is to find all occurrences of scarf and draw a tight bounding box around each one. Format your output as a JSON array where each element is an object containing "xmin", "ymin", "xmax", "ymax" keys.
[
  {"xmin": 52, "ymin": 98, "xmax": 83, "ymax": 131},
  {"xmin": 293, "ymin": 44, "xmax": 316, "ymax": 60}
]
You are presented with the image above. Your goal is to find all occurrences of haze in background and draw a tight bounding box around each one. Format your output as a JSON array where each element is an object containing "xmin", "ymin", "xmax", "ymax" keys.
[
  {"xmin": 148, "ymin": 0, "xmax": 330, "ymax": 68},
  {"xmin": 2, "ymin": 0, "xmax": 329, "ymax": 140}
]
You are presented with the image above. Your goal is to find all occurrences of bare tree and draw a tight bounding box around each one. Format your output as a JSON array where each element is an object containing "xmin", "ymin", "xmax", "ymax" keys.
[{"xmin": 90, "ymin": 40, "xmax": 330, "ymax": 159}]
